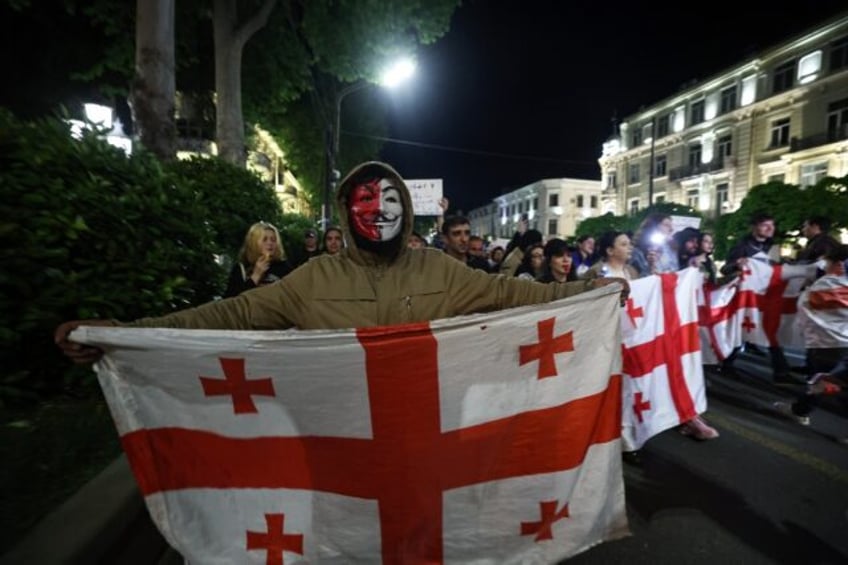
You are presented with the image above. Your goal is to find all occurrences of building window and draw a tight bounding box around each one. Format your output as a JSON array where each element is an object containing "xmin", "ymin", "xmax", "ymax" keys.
[
  {"xmin": 655, "ymin": 154, "xmax": 667, "ymax": 177},
  {"xmin": 657, "ymin": 114, "xmax": 670, "ymax": 138},
  {"xmin": 769, "ymin": 118, "xmax": 791, "ymax": 148},
  {"xmin": 548, "ymin": 193, "xmax": 558, "ymax": 207},
  {"xmin": 690, "ymin": 99, "xmax": 705, "ymax": 125},
  {"xmin": 687, "ymin": 189, "xmax": 699, "ymax": 209},
  {"xmin": 772, "ymin": 60, "xmax": 795, "ymax": 94},
  {"xmin": 830, "ymin": 36, "xmax": 848, "ymax": 72},
  {"xmin": 590, "ymin": 195, "xmax": 598, "ymax": 208},
  {"xmin": 715, "ymin": 183, "xmax": 729, "ymax": 215},
  {"xmin": 629, "ymin": 199, "xmax": 639, "ymax": 215},
  {"xmin": 631, "ymin": 127, "xmax": 642, "ymax": 147},
  {"xmin": 606, "ymin": 172, "xmax": 617, "ymax": 190},
  {"xmin": 768, "ymin": 173, "xmax": 786, "ymax": 183},
  {"xmin": 533, "ymin": 197, "xmax": 539, "ymax": 210},
  {"xmin": 797, "ymin": 50, "xmax": 822, "ymax": 85},
  {"xmin": 720, "ymin": 85, "xmax": 737, "ymax": 114},
  {"xmin": 827, "ymin": 98, "xmax": 848, "ymax": 140},
  {"xmin": 576, "ymin": 194, "xmax": 584, "ymax": 207},
  {"xmin": 518, "ymin": 202, "xmax": 523, "ymax": 213},
  {"xmin": 628, "ymin": 163, "xmax": 640, "ymax": 184},
  {"xmin": 655, "ymin": 194, "xmax": 666, "ymax": 204},
  {"xmin": 717, "ymin": 135, "xmax": 732, "ymax": 161},
  {"xmin": 688, "ymin": 144, "xmax": 702, "ymax": 168},
  {"xmin": 547, "ymin": 219, "xmax": 558, "ymax": 235},
  {"xmin": 799, "ymin": 162, "xmax": 828, "ymax": 188}
]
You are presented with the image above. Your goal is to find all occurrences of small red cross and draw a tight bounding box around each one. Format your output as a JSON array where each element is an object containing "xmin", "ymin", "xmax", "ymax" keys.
[
  {"xmin": 519, "ymin": 317, "xmax": 574, "ymax": 379},
  {"xmin": 625, "ymin": 298, "xmax": 644, "ymax": 327},
  {"xmin": 741, "ymin": 316, "xmax": 756, "ymax": 332},
  {"xmin": 246, "ymin": 513, "xmax": 304, "ymax": 565},
  {"xmin": 633, "ymin": 392, "xmax": 651, "ymax": 423},
  {"xmin": 199, "ymin": 358, "xmax": 275, "ymax": 414},
  {"xmin": 740, "ymin": 266, "xmax": 752, "ymax": 279},
  {"xmin": 520, "ymin": 500, "xmax": 571, "ymax": 542}
]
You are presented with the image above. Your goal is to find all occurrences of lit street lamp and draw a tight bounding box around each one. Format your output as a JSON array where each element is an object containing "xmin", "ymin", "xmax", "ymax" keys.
[{"xmin": 322, "ymin": 57, "xmax": 416, "ymax": 229}]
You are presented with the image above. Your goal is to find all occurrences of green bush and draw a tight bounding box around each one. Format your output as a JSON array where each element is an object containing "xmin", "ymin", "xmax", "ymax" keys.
[
  {"xmin": 0, "ymin": 110, "xmax": 276, "ymax": 402},
  {"xmin": 165, "ymin": 157, "xmax": 286, "ymax": 259}
]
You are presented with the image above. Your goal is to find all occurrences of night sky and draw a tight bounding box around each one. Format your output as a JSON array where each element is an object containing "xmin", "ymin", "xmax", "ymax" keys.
[{"xmin": 378, "ymin": 1, "xmax": 848, "ymax": 214}]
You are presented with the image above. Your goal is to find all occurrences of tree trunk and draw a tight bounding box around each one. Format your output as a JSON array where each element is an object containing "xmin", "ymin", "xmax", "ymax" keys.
[
  {"xmin": 213, "ymin": 0, "xmax": 277, "ymax": 167},
  {"xmin": 131, "ymin": 0, "xmax": 176, "ymax": 161}
]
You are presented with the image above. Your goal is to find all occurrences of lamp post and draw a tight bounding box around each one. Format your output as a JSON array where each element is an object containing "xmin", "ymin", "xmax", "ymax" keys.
[{"xmin": 322, "ymin": 57, "xmax": 416, "ymax": 230}]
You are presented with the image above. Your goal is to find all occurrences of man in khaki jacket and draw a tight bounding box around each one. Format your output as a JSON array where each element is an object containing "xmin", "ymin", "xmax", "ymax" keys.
[{"xmin": 56, "ymin": 162, "xmax": 627, "ymax": 363}]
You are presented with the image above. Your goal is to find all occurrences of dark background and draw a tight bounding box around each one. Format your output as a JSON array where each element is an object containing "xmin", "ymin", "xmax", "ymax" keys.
[{"xmin": 378, "ymin": 1, "xmax": 848, "ymax": 213}]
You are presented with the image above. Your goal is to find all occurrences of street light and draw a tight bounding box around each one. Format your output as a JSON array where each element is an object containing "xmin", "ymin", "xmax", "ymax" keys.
[{"xmin": 322, "ymin": 57, "xmax": 416, "ymax": 229}]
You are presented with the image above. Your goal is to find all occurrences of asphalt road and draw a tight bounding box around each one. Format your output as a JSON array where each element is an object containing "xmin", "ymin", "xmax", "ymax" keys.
[{"xmin": 568, "ymin": 348, "xmax": 848, "ymax": 565}]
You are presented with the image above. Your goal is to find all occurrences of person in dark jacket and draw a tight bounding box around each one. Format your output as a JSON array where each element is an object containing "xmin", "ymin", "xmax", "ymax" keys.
[
  {"xmin": 224, "ymin": 222, "xmax": 292, "ymax": 297},
  {"xmin": 796, "ymin": 215, "xmax": 839, "ymax": 264}
]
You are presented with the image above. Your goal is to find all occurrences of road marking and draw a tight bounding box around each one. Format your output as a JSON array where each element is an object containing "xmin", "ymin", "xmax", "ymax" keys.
[{"xmin": 707, "ymin": 412, "xmax": 848, "ymax": 484}]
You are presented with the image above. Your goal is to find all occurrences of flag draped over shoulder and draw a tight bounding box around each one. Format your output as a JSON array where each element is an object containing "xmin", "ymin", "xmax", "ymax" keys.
[
  {"xmin": 73, "ymin": 285, "xmax": 628, "ymax": 565},
  {"xmin": 620, "ymin": 268, "xmax": 706, "ymax": 451}
]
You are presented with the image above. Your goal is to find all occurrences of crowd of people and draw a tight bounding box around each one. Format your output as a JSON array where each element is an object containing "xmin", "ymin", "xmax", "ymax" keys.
[{"xmin": 55, "ymin": 162, "xmax": 846, "ymax": 452}]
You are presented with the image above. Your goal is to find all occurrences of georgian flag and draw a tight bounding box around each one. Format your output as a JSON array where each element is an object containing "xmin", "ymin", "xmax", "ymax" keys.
[
  {"xmin": 620, "ymin": 268, "xmax": 706, "ymax": 451},
  {"xmin": 699, "ymin": 261, "xmax": 810, "ymax": 364},
  {"xmin": 73, "ymin": 285, "xmax": 628, "ymax": 565}
]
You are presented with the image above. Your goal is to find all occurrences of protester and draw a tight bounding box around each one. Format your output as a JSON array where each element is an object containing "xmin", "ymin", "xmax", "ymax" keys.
[
  {"xmin": 322, "ymin": 226, "xmax": 344, "ymax": 256},
  {"xmin": 775, "ymin": 244, "xmax": 848, "ymax": 433},
  {"xmin": 407, "ymin": 231, "xmax": 427, "ymax": 249},
  {"xmin": 291, "ymin": 228, "xmax": 322, "ymax": 268},
  {"xmin": 629, "ymin": 213, "xmax": 678, "ymax": 276},
  {"xmin": 488, "ymin": 246, "xmax": 505, "ymax": 271},
  {"xmin": 695, "ymin": 231, "xmax": 718, "ymax": 285},
  {"xmin": 572, "ymin": 235, "xmax": 596, "ymax": 277},
  {"xmin": 515, "ymin": 243, "xmax": 546, "ymax": 281},
  {"xmin": 796, "ymin": 215, "xmax": 839, "ymax": 264},
  {"xmin": 441, "ymin": 216, "xmax": 491, "ymax": 272},
  {"xmin": 56, "ymin": 162, "xmax": 629, "ymax": 364},
  {"xmin": 588, "ymin": 231, "xmax": 638, "ymax": 280},
  {"xmin": 223, "ymin": 222, "xmax": 292, "ymax": 298},
  {"xmin": 539, "ymin": 239, "xmax": 578, "ymax": 283}
]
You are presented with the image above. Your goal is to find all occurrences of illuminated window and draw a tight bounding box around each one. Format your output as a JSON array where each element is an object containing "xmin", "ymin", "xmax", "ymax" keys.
[
  {"xmin": 720, "ymin": 85, "xmax": 737, "ymax": 114},
  {"xmin": 797, "ymin": 51, "xmax": 822, "ymax": 85},
  {"xmin": 769, "ymin": 118, "xmax": 791, "ymax": 148},
  {"xmin": 772, "ymin": 60, "xmax": 795, "ymax": 94}
]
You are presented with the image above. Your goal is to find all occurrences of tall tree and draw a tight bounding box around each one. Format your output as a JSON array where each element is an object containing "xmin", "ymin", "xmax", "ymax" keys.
[
  {"xmin": 213, "ymin": 0, "xmax": 278, "ymax": 166},
  {"xmin": 132, "ymin": 0, "xmax": 176, "ymax": 160}
]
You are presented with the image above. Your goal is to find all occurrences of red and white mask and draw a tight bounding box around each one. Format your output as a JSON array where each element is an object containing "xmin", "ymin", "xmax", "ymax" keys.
[{"xmin": 348, "ymin": 178, "xmax": 403, "ymax": 242}]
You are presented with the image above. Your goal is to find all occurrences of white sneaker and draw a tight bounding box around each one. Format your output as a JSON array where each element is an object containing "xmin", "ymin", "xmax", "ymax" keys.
[{"xmin": 773, "ymin": 401, "xmax": 811, "ymax": 426}]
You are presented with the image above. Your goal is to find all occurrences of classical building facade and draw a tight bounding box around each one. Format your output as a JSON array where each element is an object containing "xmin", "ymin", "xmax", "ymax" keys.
[
  {"xmin": 468, "ymin": 178, "xmax": 603, "ymax": 240},
  {"xmin": 599, "ymin": 13, "xmax": 848, "ymax": 217}
]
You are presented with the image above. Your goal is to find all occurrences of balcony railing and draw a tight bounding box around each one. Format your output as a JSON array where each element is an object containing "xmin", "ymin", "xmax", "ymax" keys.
[
  {"xmin": 668, "ymin": 157, "xmax": 728, "ymax": 181},
  {"xmin": 790, "ymin": 124, "xmax": 848, "ymax": 152}
]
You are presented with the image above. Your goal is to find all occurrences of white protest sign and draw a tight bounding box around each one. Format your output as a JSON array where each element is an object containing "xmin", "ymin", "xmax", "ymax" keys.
[
  {"xmin": 671, "ymin": 215, "xmax": 701, "ymax": 234},
  {"xmin": 406, "ymin": 179, "xmax": 444, "ymax": 216}
]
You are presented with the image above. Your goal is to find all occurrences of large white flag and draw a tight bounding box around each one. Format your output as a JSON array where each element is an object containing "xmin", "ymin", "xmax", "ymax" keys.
[
  {"xmin": 74, "ymin": 286, "xmax": 628, "ymax": 565},
  {"xmin": 620, "ymin": 268, "xmax": 706, "ymax": 451},
  {"xmin": 699, "ymin": 261, "xmax": 808, "ymax": 364}
]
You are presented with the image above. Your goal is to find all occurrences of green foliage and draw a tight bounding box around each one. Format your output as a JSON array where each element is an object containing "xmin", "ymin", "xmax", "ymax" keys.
[
  {"xmin": 0, "ymin": 110, "xmax": 291, "ymax": 403},
  {"xmin": 712, "ymin": 177, "xmax": 848, "ymax": 259},
  {"xmin": 575, "ymin": 212, "xmax": 631, "ymax": 239},
  {"xmin": 165, "ymin": 157, "xmax": 285, "ymax": 259}
]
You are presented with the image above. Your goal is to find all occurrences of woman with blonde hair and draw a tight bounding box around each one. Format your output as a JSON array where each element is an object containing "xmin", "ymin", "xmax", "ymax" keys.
[{"xmin": 224, "ymin": 222, "xmax": 292, "ymax": 297}]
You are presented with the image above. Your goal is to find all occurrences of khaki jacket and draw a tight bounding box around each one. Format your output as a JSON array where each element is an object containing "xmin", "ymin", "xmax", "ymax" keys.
[{"xmin": 129, "ymin": 162, "xmax": 594, "ymax": 331}]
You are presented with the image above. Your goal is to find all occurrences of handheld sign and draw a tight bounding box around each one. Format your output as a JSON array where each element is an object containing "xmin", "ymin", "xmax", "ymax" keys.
[{"xmin": 406, "ymin": 179, "xmax": 444, "ymax": 216}]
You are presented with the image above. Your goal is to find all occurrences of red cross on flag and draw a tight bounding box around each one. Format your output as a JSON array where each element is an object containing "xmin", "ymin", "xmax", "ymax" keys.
[
  {"xmin": 620, "ymin": 268, "xmax": 706, "ymax": 451},
  {"xmin": 72, "ymin": 286, "xmax": 628, "ymax": 564},
  {"xmin": 698, "ymin": 261, "xmax": 808, "ymax": 364}
]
